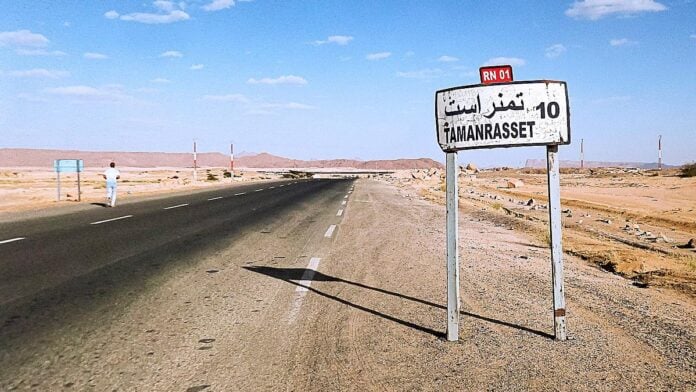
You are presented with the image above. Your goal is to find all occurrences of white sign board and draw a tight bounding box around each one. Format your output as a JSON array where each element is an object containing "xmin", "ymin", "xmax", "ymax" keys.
[{"xmin": 435, "ymin": 81, "xmax": 570, "ymax": 152}]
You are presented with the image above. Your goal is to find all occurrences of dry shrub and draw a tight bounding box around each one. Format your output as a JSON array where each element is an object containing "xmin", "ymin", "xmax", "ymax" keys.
[{"xmin": 680, "ymin": 162, "xmax": 696, "ymax": 177}]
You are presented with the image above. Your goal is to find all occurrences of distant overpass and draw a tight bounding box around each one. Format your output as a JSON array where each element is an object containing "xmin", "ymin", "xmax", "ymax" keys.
[{"xmin": 252, "ymin": 168, "xmax": 396, "ymax": 178}]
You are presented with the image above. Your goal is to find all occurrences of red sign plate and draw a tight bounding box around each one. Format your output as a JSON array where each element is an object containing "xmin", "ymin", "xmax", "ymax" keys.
[{"xmin": 479, "ymin": 65, "xmax": 513, "ymax": 84}]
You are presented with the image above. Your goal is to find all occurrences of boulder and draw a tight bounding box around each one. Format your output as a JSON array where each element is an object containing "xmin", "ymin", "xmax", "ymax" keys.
[
  {"xmin": 465, "ymin": 163, "xmax": 479, "ymax": 172},
  {"xmin": 507, "ymin": 179, "xmax": 524, "ymax": 188}
]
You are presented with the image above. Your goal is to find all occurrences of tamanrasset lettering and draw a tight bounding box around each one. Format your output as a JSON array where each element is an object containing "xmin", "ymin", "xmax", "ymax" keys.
[{"xmin": 443, "ymin": 121, "xmax": 535, "ymax": 143}]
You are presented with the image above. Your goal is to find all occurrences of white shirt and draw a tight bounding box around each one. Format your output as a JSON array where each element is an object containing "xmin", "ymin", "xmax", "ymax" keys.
[{"xmin": 104, "ymin": 167, "xmax": 120, "ymax": 182}]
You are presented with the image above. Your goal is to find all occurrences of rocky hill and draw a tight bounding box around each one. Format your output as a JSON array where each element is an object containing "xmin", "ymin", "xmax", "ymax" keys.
[{"xmin": 0, "ymin": 148, "xmax": 443, "ymax": 170}]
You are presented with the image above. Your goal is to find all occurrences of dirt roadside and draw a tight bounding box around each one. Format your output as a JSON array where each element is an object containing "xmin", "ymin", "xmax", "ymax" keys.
[
  {"xmin": 287, "ymin": 179, "xmax": 695, "ymax": 391},
  {"xmin": 1, "ymin": 179, "xmax": 694, "ymax": 391}
]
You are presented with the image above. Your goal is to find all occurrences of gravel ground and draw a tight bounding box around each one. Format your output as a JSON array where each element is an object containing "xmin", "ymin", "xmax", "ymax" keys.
[{"xmin": 1, "ymin": 179, "xmax": 693, "ymax": 391}]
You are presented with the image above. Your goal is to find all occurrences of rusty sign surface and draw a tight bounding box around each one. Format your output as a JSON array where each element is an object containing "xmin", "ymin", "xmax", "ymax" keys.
[{"xmin": 435, "ymin": 80, "xmax": 570, "ymax": 152}]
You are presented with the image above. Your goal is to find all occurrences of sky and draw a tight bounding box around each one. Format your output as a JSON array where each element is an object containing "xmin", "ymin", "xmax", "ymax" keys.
[{"xmin": 1, "ymin": 0, "xmax": 695, "ymax": 167}]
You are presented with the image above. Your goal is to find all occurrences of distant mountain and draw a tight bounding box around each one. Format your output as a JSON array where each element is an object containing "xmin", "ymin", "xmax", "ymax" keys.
[
  {"xmin": 0, "ymin": 148, "xmax": 442, "ymax": 170},
  {"xmin": 524, "ymin": 159, "xmax": 679, "ymax": 169}
]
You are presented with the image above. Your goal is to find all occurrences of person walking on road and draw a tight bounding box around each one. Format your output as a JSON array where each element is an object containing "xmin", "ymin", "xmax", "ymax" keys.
[{"xmin": 102, "ymin": 162, "xmax": 121, "ymax": 207}]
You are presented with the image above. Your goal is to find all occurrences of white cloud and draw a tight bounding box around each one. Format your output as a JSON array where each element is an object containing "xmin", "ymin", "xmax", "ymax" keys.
[
  {"xmin": 84, "ymin": 52, "xmax": 108, "ymax": 59},
  {"xmin": 483, "ymin": 57, "xmax": 526, "ymax": 66},
  {"xmin": 609, "ymin": 38, "xmax": 637, "ymax": 46},
  {"xmin": 203, "ymin": 0, "xmax": 235, "ymax": 11},
  {"xmin": 366, "ymin": 52, "xmax": 391, "ymax": 61},
  {"xmin": 44, "ymin": 85, "xmax": 130, "ymax": 101},
  {"xmin": 203, "ymin": 94, "xmax": 249, "ymax": 102},
  {"xmin": 153, "ymin": 1, "xmax": 176, "ymax": 11},
  {"xmin": 545, "ymin": 44, "xmax": 567, "ymax": 58},
  {"xmin": 565, "ymin": 0, "xmax": 667, "ymax": 20},
  {"xmin": 259, "ymin": 102, "xmax": 315, "ymax": 110},
  {"xmin": 314, "ymin": 35, "xmax": 354, "ymax": 46},
  {"xmin": 121, "ymin": 11, "xmax": 190, "ymax": 24},
  {"xmin": 247, "ymin": 75, "xmax": 307, "ymax": 85},
  {"xmin": 160, "ymin": 50, "xmax": 183, "ymax": 58},
  {"xmin": 0, "ymin": 30, "xmax": 49, "ymax": 47},
  {"xmin": 150, "ymin": 78, "xmax": 171, "ymax": 83},
  {"xmin": 396, "ymin": 68, "xmax": 443, "ymax": 79},
  {"xmin": 190, "ymin": 64, "xmax": 205, "ymax": 70},
  {"xmin": 109, "ymin": 2, "xmax": 190, "ymax": 25},
  {"xmin": 437, "ymin": 55, "xmax": 458, "ymax": 62},
  {"xmin": 2, "ymin": 68, "xmax": 69, "ymax": 78},
  {"xmin": 15, "ymin": 49, "xmax": 66, "ymax": 56}
]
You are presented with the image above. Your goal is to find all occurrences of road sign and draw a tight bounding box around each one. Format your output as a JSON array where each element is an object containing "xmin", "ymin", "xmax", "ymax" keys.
[
  {"xmin": 434, "ymin": 79, "xmax": 570, "ymax": 342},
  {"xmin": 54, "ymin": 159, "xmax": 84, "ymax": 173},
  {"xmin": 435, "ymin": 80, "xmax": 570, "ymax": 152},
  {"xmin": 479, "ymin": 65, "xmax": 513, "ymax": 84},
  {"xmin": 53, "ymin": 159, "xmax": 83, "ymax": 202}
]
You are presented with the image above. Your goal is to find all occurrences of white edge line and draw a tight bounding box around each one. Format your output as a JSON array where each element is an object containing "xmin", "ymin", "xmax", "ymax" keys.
[
  {"xmin": 337, "ymin": 209, "xmax": 344, "ymax": 216},
  {"xmin": 324, "ymin": 224, "xmax": 336, "ymax": 238},
  {"xmin": 90, "ymin": 215, "xmax": 133, "ymax": 225},
  {"xmin": 0, "ymin": 237, "xmax": 25, "ymax": 244},
  {"xmin": 208, "ymin": 196, "xmax": 223, "ymax": 201},
  {"xmin": 163, "ymin": 203, "xmax": 189, "ymax": 210}
]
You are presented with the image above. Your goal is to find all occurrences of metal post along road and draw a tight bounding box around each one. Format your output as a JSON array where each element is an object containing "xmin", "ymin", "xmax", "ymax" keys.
[{"xmin": 445, "ymin": 151, "xmax": 460, "ymax": 341}]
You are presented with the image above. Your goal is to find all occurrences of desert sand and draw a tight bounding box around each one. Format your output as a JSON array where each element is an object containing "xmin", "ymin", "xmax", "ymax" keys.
[{"xmin": 383, "ymin": 166, "xmax": 696, "ymax": 297}]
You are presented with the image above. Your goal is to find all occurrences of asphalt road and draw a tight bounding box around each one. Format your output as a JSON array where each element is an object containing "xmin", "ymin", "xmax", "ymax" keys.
[{"xmin": 0, "ymin": 178, "xmax": 353, "ymax": 307}]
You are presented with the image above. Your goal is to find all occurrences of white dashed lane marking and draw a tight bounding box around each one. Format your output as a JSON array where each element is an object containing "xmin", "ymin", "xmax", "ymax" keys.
[
  {"xmin": 344, "ymin": 195, "xmax": 348, "ymax": 199},
  {"xmin": 324, "ymin": 225, "xmax": 336, "ymax": 238},
  {"xmin": 341, "ymin": 200, "xmax": 346, "ymax": 205},
  {"xmin": 288, "ymin": 257, "xmax": 321, "ymax": 323},
  {"xmin": 336, "ymin": 209, "xmax": 343, "ymax": 216},
  {"xmin": 163, "ymin": 203, "xmax": 188, "ymax": 210},
  {"xmin": 90, "ymin": 215, "xmax": 133, "ymax": 225},
  {"xmin": 0, "ymin": 237, "xmax": 25, "ymax": 244},
  {"xmin": 235, "ymin": 192, "xmax": 246, "ymax": 196},
  {"xmin": 207, "ymin": 196, "xmax": 223, "ymax": 201},
  {"xmin": 254, "ymin": 188, "xmax": 264, "ymax": 192}
]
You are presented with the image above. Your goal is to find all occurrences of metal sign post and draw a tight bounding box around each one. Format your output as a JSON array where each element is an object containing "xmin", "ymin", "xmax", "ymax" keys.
[
  {"xmin": 435, "ymin": 69, "xmax": 571, "ymax": 341},
  {"xmin": 546, "ymin": 145, "xmax": 567, "ymax": 340},
  {"xmin": 445, "ymin": 151, "xmax": 460, "ymax": 341},
  {"xmin": 193, "ymin": 140, "xmax": 198, "ymax": 182}
]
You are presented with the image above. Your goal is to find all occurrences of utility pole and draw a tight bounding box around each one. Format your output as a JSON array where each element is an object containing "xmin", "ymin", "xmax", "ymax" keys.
[
  {"xmin": 580, "ymin": 138, "xmax": 584, "ymax": 169},
  {"xmin": 193, "ymin": 140, "xmax": 198, "ymax": 182},
  {"xmin": 658, "ymin": 135, "xmax": 662, "ymax": 171},
  {"xmin": 230, "ymin": 142, "xmax": 234, "ymax": 178}
]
